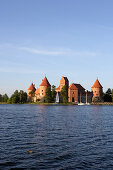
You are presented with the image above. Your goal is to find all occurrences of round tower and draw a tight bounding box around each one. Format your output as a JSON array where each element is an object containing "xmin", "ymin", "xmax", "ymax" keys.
[
  {"xmin": 40, "ymin": 77, "xmax": 51, "ymax": 98},
  {"xmin": 28, "ymin": 83, "xmax": 36, "ymax": 97},
  {"xmin": 92, "ymin": 79, "xmax": 103, "ymax": 102}
]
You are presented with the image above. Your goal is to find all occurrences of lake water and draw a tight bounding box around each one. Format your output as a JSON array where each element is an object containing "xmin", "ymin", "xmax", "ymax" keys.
[{"xmin": 0, "ymin": 104, "xmax": 113, "ymax": 170}]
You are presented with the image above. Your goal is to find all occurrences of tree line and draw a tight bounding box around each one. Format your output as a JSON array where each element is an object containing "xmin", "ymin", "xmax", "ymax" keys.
[
  {"xmin": 0, "ymin": 90, "xmax": 27, "ymax": 104},
  {"xmin": 0, "ymin": 87, "xmax": 113, "ymax": 104},
  {"xmin": 0, "ymin": 94, "xmax": 9, "ymax": 103},
  {"xmin": 103, "ymin": 88, "xmax": 113, "ymax": 102}
]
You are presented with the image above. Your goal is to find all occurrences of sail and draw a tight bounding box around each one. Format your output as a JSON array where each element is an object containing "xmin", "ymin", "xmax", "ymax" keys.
[{"xmin": 56, "ymin": 92, "xmax": 59, "ymax": 103}]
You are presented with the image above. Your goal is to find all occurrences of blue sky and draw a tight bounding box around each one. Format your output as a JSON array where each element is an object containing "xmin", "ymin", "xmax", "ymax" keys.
[{"xmin": 0, "ymin": 0, "xmax": 113, "ymax": 96}]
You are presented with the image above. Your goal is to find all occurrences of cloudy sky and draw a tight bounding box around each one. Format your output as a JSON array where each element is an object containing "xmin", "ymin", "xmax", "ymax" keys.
[{"xmin": 0, "ymin": 0, "xmax": 113, "ymax": 96}]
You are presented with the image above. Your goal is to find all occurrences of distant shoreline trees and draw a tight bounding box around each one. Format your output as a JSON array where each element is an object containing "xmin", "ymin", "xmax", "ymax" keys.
[
  {"xmin": 0, "ymin": 90, "xmax": 27, "ymax": 104},
  {"xmin": 103, "ymin": 88, "xmax": 113, "ymax": 102},
  {"xmin": 8, "ymin": 90, "xmax": 27, "ymax": 104},
  {"xmin": 0, "ymin": 94, "xmax": 9, "ymax": 103}
]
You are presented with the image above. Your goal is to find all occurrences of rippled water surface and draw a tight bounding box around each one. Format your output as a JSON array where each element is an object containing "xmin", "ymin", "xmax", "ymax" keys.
[{"xmin": 0, "ymin": 104, "xmax": 113, "ymax": 169}]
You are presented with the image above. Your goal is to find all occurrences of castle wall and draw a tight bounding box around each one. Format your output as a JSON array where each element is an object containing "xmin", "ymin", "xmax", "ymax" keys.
[
  {"xmin": 68, "ymin": 89, "xmax": 78, "ymax": 103},
  {"xmin": 92, "ymin": 87, "xmax": 102, "ymax": 97},
  {"xmin": 92, "ymin": 87, "xmax": 103, "ymax": 102},
  {"xmin": 40, "ymin": 86, "xmax": 48, "ymax": 98}
]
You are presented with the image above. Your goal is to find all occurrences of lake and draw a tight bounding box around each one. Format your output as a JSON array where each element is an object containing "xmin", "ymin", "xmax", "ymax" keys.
[{"xmin": 0, "ymin": 104, "xmax": 113, "ymax": 169}]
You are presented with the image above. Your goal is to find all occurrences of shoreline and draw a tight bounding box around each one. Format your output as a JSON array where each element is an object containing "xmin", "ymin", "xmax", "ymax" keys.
[{"xmin": 0, "ymin": 102, "xmax": 113, "ymax": 105}]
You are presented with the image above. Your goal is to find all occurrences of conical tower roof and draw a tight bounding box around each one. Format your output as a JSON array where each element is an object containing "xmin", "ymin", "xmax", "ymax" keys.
[
  {"xmin": 40, "ymin": 77, "xmax": 51, "ymax": 86},
  {"xmin": 92, "ymin": 79, "xmax": 103, "ymax": 88},
  {"xmin": 28, "ymin": 83, "xmax": 36, "ymax": 90}
]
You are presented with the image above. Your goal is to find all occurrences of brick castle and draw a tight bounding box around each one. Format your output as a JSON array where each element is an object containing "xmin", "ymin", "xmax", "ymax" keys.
[{"xmin": 28, "ymin": 76, "xmax": 103, "ymax": 103}]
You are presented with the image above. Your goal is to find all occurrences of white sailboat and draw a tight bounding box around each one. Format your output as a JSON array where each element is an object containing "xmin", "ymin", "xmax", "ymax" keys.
[{"xmin": 55, "ymin": 92, "xmax": 59, "ymax": 104}]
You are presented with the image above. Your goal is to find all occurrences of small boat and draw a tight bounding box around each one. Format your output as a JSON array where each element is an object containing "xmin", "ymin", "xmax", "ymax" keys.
[{"xmin": 78, "ymin": 102, "xmax": 85, "ymax": 105}]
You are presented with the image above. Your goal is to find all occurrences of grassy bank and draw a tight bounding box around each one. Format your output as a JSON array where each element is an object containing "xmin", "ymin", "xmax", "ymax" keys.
[
  {"xmin": 91, "ymin": 102, "xmax": 113, "ymax": 105},
  {"xmin": 0, "ymin": 102, "xmax": 9, "ymax": 104}
]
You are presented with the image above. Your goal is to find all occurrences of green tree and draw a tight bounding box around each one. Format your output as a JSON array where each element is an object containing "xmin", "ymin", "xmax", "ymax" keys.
[
  {"xmin": 2, "ymin": 94, "xmax": 9, "ymax": 102},
  {"xmin": 9, "ymin": 90, "xmax": 27, "ymax": 104},
  {"xmin": 104, "ymin": 88, "xmax": 112, "ymax": 102},
  {"xmin": 29, "ymin": 89, "xmax": 35, "ymax": 97},
  {"xmin": 61, "ymin": 85, "xmax": 68, "ymax": 103},
  {"xmin": 44, "ymin": 87, "xmax": 52, "ymax": 103},
  {"xmin": 51, "ymin": 85, "xmax": 56, "ymax": 102},
  {"xmin": 9, "ymin": 90, "xmax": 20, "ymax": 104},
  {"xmin": 0, "ymin": 94, "xmax": 2, "ymax": 102},
  {"xmin": 19, "ymin": 90, "xmax": 27, "ymax": 103},
  {"xmin": 112, "ymin": 89, "xmax": 113, "ymax": 102}
]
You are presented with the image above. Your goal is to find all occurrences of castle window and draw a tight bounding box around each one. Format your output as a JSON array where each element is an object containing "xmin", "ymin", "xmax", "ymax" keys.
[
  {"xmin": 42, "ymin": 93, "xmax": 43, "ymax": 95},
  {"xmin": 42, "ymin": 90, "xmax": 43, "ymax": 92}
]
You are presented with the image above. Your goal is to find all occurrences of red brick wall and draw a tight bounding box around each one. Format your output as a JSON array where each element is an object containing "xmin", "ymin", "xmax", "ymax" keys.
[
  {"xmin": 68, "ymin": 89, "xmax": 78, "ymax": 102},
  {"xmin": 92, "ymin": 87, "xmax": 102, "ymax": 98}
]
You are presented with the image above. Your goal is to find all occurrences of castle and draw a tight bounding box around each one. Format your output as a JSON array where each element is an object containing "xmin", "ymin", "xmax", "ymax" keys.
[
  {"xmin": 28, "ymin": 76, "xmax": 103, "ymax": 103},
  {"xmin": 28, "ymin": 77, "xmax": 51, "ymax": 102}
]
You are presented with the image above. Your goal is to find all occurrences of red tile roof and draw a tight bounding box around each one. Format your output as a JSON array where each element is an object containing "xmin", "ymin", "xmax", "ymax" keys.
[
  {"xmin": 69, "ymin": 83, "xmax": 85, "ymax": 90},
  {"xmin": 28, "ymin": 83, "xmax": 36, "ymax": 91},
  {"xmin": 40, "ymin": 77, "xmax": 51, "ymax": 86},
  {"xmin": 35, "ymin": 88, "xmax": 40, "ymax": 95},
  {"xmin": 92, "ymin": 79, "xmax": 103, "ymax": 88},
  {"xmin": 56, "ymin": 85, "xmax": 60, "ymax": 90},
  {"xmin": 74, "ymin": 84, "xmax": 85, "ymax": 91},
  {"xmin": 69, "ymin": 83, "xmax": 78, "ymax": 90}
]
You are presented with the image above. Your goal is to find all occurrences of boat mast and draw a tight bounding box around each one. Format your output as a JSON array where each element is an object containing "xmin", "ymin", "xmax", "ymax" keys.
[
  {"xmin": 80, "ymin": 92, "xmax": 81, "ymax": 103},
  {"xmin": 86, "ymin": 91, "xmax": 87, "ymax": 104}
]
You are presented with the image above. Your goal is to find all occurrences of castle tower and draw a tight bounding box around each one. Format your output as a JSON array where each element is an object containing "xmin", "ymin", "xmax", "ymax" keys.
[
  {"xmin": 56, "ymin": 76, "xmax": 69, "ymax": 92},
  {"xmin": 92, "ymin": 79, "xmax": 103, "ymax": 102},
  {"xmin": 40, "ymin": 76, "xmax": 51, "ymax": 98},
  {"xmin": 28, "ymin": 83, "xmax": 36, "ymax": 97}
]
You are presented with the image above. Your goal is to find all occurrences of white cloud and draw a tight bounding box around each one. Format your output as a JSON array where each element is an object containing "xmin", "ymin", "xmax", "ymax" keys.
[
  {"xmin": 0, "ymin": 43, "xmax": 100, "ymax": 57},
  {"xmin": 20, "ymin": 46, "xmax": 99, "ymax": 57},
  {"xmin": 20, "ymin": 47, "xmax": 65, "ymax": 56}
]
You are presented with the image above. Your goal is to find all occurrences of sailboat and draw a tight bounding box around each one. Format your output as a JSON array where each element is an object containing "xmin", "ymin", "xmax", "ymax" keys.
[{"xmin": 55, "ymin": 92, "xmax": 59, "ymax": 104}]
